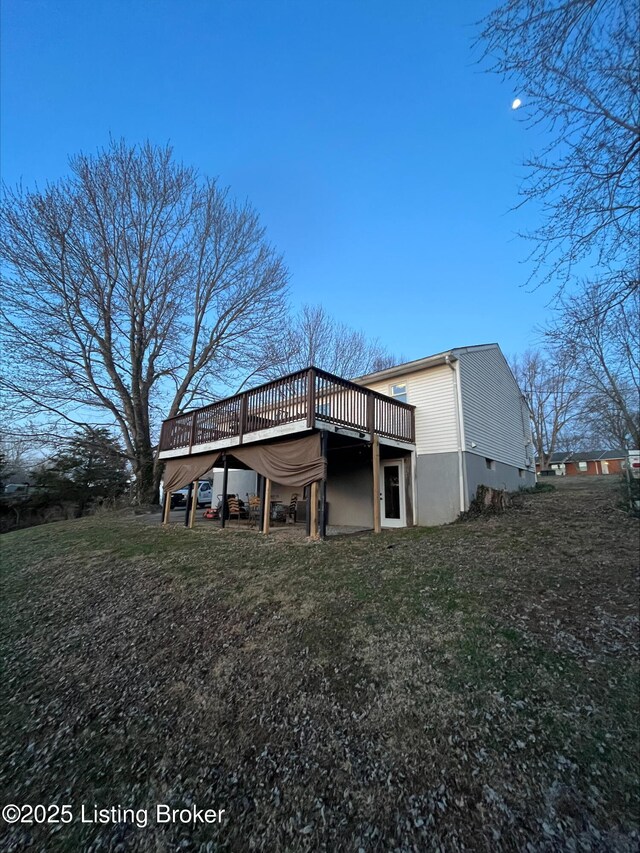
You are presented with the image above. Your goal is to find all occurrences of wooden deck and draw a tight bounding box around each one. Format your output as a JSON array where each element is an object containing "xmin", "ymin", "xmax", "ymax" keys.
[{"xmin": 159, "ymin": 367, "xmax": 415, "ymax": 456}]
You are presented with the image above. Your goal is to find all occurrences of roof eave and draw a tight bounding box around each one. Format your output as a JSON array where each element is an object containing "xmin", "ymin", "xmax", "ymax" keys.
[{"xmin": 354, "ymin": 351, "xmax": 457, "ymax": 385}]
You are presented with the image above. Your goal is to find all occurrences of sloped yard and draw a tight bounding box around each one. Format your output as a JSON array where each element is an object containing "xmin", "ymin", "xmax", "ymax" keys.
[{"xmin": 1, "ymin": 477, "xmax": 638, "ymax": 851}]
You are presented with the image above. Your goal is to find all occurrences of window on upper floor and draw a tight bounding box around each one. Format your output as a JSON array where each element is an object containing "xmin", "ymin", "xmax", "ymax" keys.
[{"xmin": 390, "ymin": 382, "xmax": 407, "ymax": 404}]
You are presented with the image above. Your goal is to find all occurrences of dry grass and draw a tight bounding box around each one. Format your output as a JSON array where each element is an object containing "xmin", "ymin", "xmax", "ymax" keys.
[{"xmin": 1, "ymin": 476, "xmax": 638, "ymax": 851}]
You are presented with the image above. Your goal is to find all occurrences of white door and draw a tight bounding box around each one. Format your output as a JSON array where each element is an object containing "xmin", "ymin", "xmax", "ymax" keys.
[{"xmin": 380, "ymin": 459, "xmax": 406, "ymax": 528}]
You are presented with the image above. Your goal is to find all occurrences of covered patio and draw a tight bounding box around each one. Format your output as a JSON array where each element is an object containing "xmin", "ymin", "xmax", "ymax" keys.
[
  {"xmin": 158, "ymin": 367, "xmax": 416, "ymax": 539},
  {"xmin": 157, "ymin": 507, "xmax": 372, "ymax": 539}
]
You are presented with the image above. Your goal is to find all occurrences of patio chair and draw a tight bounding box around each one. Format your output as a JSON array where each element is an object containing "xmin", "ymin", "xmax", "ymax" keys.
[
  {"xmin": 247, "ymin": 494, "xmax": 261, "ymax": 528},
  {"xmin": 287, "ymin": 493, "xmax": 299, "ymax": 524},
  {"xmin": 227, "ymin": 495, "xmax": 242, "ymax": 523}
]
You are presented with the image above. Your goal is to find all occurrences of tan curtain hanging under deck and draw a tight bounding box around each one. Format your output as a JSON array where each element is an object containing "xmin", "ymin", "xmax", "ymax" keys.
[
  {"xmin": 162, "ymin": 434, "xmax": 325, "ymax": 493},
  {"xmin": 228, "ymin": 433, "xmax": 325, "ymax": 487},
  {"xmin": 162, "ymin": 452, "xmax": 221, "ymax": 492}
]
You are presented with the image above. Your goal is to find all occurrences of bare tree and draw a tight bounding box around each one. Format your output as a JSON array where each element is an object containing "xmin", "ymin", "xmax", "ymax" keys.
[
  {"xmin": 479, "ymin": 0, "xmax": 639, "ymax": 311},
  {"xmin": 0, "ymin": 432, "xmax": 42, "ymax": 487},
  {"xmin": 0, "ymin": 140, "xmax": 289, "ymax": 502},
  {"xmin": 546, "ymin": 283, "xmax": 640, "ymax": 448},
  {"xmin": 576, "ymin": 395, "xmax": 636, "ymax": 450},
  {"xmin": 510, "ymin": 349, "xmax": 581, "ymax": 470},
  {"xmin": 258, "ymin": 304, "xmax": 397, "ymax": 380}
]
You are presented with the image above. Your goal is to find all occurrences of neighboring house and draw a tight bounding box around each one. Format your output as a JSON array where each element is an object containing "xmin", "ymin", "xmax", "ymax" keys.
[
  {"xmin": 536, "ymin": 451, "xmax": 572, "ymax": 477},
  {"xmin": 536, "ymin": 450, "xmax": 627, "ymax": 477},
  {"xmin": 158, "ymin": 343, "xmax": 535, "ymax": 535}
]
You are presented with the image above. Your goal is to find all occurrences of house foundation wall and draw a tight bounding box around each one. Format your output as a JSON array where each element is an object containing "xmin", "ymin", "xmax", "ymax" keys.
[
  {"xmin": 463, "ymin": 452, "xmax": 535, "ymax": 504},
  {"xmin": 414, "ymin": 452, "xmax": 461, "ymax": 526}
]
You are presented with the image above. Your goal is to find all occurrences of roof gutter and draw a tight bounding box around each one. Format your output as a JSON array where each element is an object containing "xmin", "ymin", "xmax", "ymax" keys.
[{"xmin": 354, "ymin": 351, "xmax": 457, "ymax": 385}]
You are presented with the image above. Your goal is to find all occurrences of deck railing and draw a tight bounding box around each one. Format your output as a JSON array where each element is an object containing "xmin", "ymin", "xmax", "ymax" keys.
[{"xmin": 159, "ymin": 367, "xmax": 415, "ymax": 453}]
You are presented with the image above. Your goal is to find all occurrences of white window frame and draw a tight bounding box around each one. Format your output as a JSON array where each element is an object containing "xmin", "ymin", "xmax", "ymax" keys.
[{"xmin": 389, "ymin": 382, "xmax": 408, "ymax": 404}]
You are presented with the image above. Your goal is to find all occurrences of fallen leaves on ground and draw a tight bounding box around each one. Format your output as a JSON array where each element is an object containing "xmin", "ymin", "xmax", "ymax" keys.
[{"xmin": 1, "ymin": 476, "xmax": 638, "ymax": 851}]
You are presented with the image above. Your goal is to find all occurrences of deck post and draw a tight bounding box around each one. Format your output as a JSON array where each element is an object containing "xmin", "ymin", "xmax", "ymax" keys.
[
  {"xmin": 309, "ymin": 480, "xmax": 319, "ymax": 540},
  {"xmin": 258, "ymin": 475, "xmax": 266, "ymax": 532},
  {"xmin": 372, "ymin": 434, "xmax": 381, "ymax": 533},
  {"xmin": 263, "ymin": 478, "xmax": 272, "ymax": 535},
  {"xmin": 162, "ymin": 491, "xmax": 171, "ymax": 525},
  {"xmin": 367, "ymin": 392, "xmax": 375, "ymax": 438},
  {"xmin": 184, "ymin": 482, "xmax": 193, "ymax": 527},
  {"xmin": 188, "ymin": 479, "xmax": 198, "ymax": 528},
  {"xmin": 306, "ymin": 367, "xmax": 317, "ymax": 428},
  {"xmin": 319, "ymin": 430, "xmax": 328, "ymax": 538},
  {"xmin": 238, "ymin": 393, "xmax": 248, "ymax": 444},
  {"xmin": 404, "ymin": 453, "xmax": 414, "ymax": 528},
  {"xmin": 220, "ymin": 454, "xmax": 229, "ymax": 528},
  {"xmin": 188, "ymin": 412, "xmax": 197, "ymax": 453}
]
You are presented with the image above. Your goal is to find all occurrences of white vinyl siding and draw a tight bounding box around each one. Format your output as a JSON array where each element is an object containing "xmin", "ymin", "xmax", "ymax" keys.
[
  {"xmin": 457, "ymin": 346, "xmax": 530, "ymax": 469},
  {"xmin": 363, "ymin": 364, "xmax": 458, "ymax": 455}
]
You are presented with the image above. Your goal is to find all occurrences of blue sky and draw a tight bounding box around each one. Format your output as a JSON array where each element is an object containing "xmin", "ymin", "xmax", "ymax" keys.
[{"xmin": 1, "ymin": 0, "xmax": 553, "ymax": 363}]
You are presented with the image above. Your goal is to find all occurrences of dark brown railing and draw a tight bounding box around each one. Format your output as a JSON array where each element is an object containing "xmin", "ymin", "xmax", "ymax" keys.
[{"xmin": 159, "ymin": 367, "xmax": 415, "ymax": 453}]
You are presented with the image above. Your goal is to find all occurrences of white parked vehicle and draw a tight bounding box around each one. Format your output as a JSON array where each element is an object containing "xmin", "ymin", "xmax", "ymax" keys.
[
  {"xmin": 3, "ymin": 483, "xmax": 30, "ymax": 495},
  {"xmin": 160, "ymin": 479, "xmax": 213, "ymax": 509},
  {"xmin": 626, "ymin": 450, "xmax": 640, "ymax": 479}
]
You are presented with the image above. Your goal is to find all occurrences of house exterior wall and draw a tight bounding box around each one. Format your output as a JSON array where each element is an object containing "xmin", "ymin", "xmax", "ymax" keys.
[
  {"xmin": 464, "ymin": 452, "xmax": 534, "ymax": 503},
  {"xmin": 326, "ymin": 463, "xmax": 374, "ymax": 528},
  {"xmin": 361, "ymin": 345, "xmax": 536, "ymax": 524},
  {"xmin": 363, "ymin": 363, "xmax": 458, "ymax": 455},
  {"xmin": 564, "ymin": 459, "xmax": 624, "ymax": 476},
  {"xmin": 457, "ymin": 346, "xmax": 533, "ymax": 471},
  {"xmin": 414, "ymin": 452, "xmax": 461, "ymax": 526},
  {"xmin": 414, "ymin": 453, "xmax": 535, "ymax": 526}
]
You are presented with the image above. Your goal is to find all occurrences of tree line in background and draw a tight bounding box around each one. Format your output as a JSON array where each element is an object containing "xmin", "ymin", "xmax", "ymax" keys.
[
  {"xmin": 481, "ymin": 0, "xmax": 639, "ymax": 467},
  {"xmin": 511, "ymin": 283, "xmax": 639, "ymax": 469},
  {"xmin": 1, "ymin": 0, "xmax": 637, "ymax": 503},
  {"xmin": 0, "ymin": 429, "xmax": 130, "ymax": 531}
]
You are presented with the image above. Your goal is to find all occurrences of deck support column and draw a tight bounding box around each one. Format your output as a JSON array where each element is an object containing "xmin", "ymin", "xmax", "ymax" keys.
[
  {"xmin": 404, "ymin": 453, "xmax": 414, "ymax": 528},
  {"xmin": 162, "ymin": 491, "xmax": 171, "ymax": 525},
  {"xmin": 372, "ymin": 434, "xmax": 381, "ymax": 533},
  {"xmin": 258, "ymin": 475, "xmax": 266, "ymax": 532},
  {"xmin": 184, "ymin": 482, "xmax": 193, "ymax": 528},
  {"xmin": 319, "ymin": 430, "xmax": 328, "ymax": 539},
  {"xmin": 220, "ymin": 454, "xmax": 229, "ymax": 529},
  {"xmin": 309, "ymin": 480, "xmax": 319, "ymax": 540},
  {"xmin": 188, "ymin": 479, "xmax": 198, "ymax": 528},
  {"xmin": 263, "ymin": 478, "xmax": 272, "ymax": 535}
]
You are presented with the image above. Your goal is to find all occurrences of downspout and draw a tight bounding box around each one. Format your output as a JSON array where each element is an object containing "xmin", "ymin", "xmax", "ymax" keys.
[{"xmin": 446, "ymin": 355, "xmax": 467, "ymax": 514}]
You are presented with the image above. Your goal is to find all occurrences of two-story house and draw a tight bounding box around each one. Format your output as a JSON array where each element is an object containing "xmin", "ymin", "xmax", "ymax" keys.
[{"xmin": 157, "ymin": 343, "xmax": 535, "ymax": 535}]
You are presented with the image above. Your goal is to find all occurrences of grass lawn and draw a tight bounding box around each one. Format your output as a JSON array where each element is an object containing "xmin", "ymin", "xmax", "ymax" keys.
[{"xmin": 1, "ymin": 476, "xmax": 638, "ymax": 851}]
